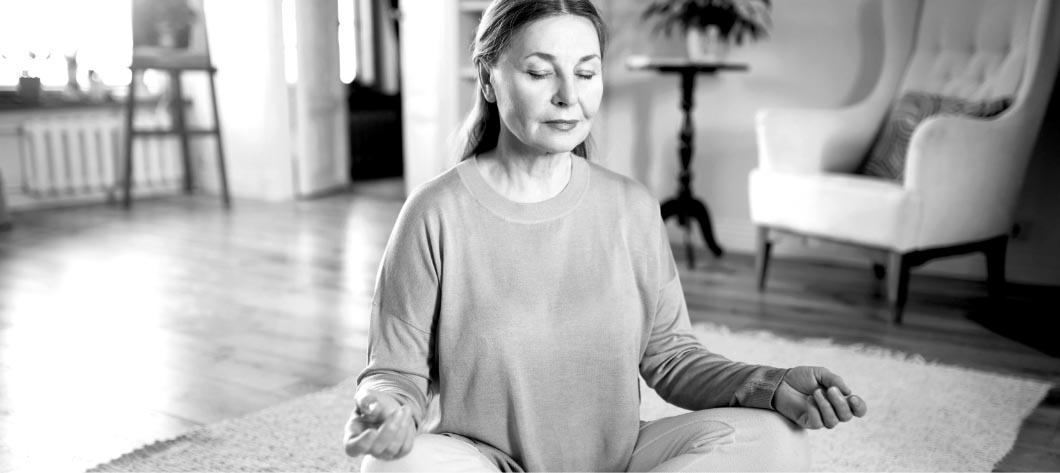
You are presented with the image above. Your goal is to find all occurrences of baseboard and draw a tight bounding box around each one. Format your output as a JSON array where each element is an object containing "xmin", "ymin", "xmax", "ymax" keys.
[
  {"xmin": 5, "ymin": 186, "xmax": 184, "ymax": 212},
  {"xmin": 665, "ymin": 217, "xmax": 1060, "ymax": 286}
]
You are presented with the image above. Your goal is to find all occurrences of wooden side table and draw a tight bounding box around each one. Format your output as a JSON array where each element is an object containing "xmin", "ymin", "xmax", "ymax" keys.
[{"xmin": 627, "ymin": 56, "xmax": 749, "ymax": 269}]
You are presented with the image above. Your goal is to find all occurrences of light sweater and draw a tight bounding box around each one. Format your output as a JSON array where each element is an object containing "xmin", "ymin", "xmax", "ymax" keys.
[{"xmin": 356, "ymin": 155, "xmax": 787, "ymax": 472}]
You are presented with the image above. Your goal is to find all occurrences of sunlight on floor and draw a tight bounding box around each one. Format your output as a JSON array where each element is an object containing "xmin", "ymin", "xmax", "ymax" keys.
[{"xmin": 0, "ymin": 250, "xmax": 183, "ymax": 471}]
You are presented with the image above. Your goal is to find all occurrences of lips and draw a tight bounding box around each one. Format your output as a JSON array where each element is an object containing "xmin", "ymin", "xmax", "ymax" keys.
[{"xmin": 544, "ymin": 119, "xmax": 579, "ymax": 131}]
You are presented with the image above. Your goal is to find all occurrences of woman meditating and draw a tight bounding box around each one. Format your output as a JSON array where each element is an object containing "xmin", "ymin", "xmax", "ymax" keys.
[{"xmin": 344, "ymin": 0, "xmax": 867, "ymax": 471}]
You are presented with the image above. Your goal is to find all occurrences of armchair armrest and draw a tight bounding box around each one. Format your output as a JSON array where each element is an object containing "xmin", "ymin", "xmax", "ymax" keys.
[
  {"xmin": 755, "ymin": 102, "xmax": 884, "ymax": 174},
  {"xmin": 904, "ymin": 112, "xmax": 1032, "ymax": 244}
]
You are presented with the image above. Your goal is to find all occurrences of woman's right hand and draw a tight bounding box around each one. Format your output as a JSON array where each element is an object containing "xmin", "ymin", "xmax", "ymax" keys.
[{"xmin": 343, "ymin": 389, "xmax": 417, "ymax": 460}]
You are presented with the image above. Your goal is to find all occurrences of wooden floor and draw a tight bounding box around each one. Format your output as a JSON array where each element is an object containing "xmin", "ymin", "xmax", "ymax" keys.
[{"xmin": 0, "ymin": 178, "xmax": 1057, "ymax": 472}]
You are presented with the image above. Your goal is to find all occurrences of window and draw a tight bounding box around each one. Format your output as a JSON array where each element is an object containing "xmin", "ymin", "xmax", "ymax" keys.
[{"xmin": 0, "ymin": 0, "xmax": 133, "ymax": 88}]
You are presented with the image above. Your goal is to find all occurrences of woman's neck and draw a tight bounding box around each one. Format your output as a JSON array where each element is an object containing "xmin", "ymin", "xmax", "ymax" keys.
[{"xmin": 475, "ymin": 133, "xmax": 573, "ymax": 204}]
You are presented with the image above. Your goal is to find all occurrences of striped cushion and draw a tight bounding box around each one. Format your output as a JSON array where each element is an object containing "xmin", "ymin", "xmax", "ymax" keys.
[{"xmin": 857, "ymin": 92, "xmax": 1012, "ymax": 181}]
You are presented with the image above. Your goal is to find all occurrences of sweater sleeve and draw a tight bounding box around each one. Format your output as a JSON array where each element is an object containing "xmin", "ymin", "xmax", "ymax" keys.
[
  {"xmin": 639, "ymin": 215, "xmax": 787, "ymax": 411},
  {"xmin": 355, "ymin": 194, "xmax": 440, "ymax": 428}
]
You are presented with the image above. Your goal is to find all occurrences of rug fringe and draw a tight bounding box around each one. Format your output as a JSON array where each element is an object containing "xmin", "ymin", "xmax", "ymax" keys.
[
  {"xmin": 691, "ymin": 322, "xmax": 1050, "ymax": 384},
  {"xmin": 86, "ymin": 433, "xmax": 193, "ymax": 472}
]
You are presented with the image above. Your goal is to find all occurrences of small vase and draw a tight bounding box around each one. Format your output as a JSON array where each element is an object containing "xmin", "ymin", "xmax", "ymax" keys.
[
  {"xmin": 156, "ymin": 23, "xmax": 192, "ymax": 49},
  {"xmin": 17, "ymin": 76, "xmax": 42, "ymax": 104},
  {"xmin": 685, "ymin": 25, "xmax": 729, "ymax": 63}
]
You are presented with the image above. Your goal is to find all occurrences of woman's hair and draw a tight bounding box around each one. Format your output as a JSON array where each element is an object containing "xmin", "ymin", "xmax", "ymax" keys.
[{"xmin": 456, "ymin": 0, "xmax": 608, "ymax": 161}]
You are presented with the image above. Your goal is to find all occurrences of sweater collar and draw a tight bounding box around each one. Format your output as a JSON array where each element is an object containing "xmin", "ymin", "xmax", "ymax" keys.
[{"xmin": 457, "ymin": 154, "xmax": 589, "ymax": 223}]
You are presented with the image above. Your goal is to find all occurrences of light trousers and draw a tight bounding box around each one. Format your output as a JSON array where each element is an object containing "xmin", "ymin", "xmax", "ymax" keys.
[{"xmin": 362, "ymin": 408, "xmax": 811, "ymax": 472}]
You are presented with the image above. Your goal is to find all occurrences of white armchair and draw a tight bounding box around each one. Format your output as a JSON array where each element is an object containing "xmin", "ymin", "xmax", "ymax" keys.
[{"xmin": 749, "ymin": 0, "xmax": 1060, "ymax": 323}]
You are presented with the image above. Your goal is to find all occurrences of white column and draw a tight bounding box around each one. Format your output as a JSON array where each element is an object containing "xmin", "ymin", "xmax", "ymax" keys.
[{"xmin": 293, "ymin": 0, "xmax": 351, "ymax": 196}]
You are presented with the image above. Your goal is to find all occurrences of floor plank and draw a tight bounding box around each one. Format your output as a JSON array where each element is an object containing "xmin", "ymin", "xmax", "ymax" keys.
[{"xmin": 0, "ymin": 178, "xmax": 1056, "ymax": 472}]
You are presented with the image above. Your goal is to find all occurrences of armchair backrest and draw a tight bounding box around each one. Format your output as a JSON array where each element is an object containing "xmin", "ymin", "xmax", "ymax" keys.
[{"xmin": 899, "ymin": 0, "xmax": 1038, "ymax": 102}]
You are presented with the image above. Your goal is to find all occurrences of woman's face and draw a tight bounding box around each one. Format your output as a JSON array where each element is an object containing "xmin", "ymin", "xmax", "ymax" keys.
[{"xmin": 488, "ymin": 15, "xmax": 603, "ymax": 155}]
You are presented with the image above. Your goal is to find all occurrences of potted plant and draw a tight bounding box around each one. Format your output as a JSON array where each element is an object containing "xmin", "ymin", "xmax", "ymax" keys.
[
  {"xmin": 1, "ymin": 51, "xmax": 48, "ymax": 104},
  {"xmin": 133, "ymin": 0, "xmax": 198, "ymax": 49},
  {"xmin": 642, "ymin": 0, "xmax": 772, "ymax": 61}
]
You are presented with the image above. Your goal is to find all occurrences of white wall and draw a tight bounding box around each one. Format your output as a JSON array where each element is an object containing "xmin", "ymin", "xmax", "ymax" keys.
[
  {"xmin": 596, "ymin": 0, "xmax": 883, "ymax": 194},
  {"xmin": 1010, "ymin": 79, "xmax": 1060, "ymax": 285}
]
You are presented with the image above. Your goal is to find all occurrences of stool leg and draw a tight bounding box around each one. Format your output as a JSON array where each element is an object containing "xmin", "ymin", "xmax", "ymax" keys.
[
  {"xmin": 1, "ymin": 168, "xmax": 12, "ymax": 230},
  {"xmin": 170, "ymin": 70, "xmax": 193, "ymax": 194},
  {"xmin": 208, "ymin": 70, "xmax": 231, "ymax": 207},
  {"xmin": 122, "ymin": 69, "xmax": 138, "ymax": 208}
]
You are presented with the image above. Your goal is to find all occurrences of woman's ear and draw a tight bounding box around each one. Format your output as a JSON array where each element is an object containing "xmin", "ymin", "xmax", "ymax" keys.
[{"xmin": 477, "ymin": 64, "xmax": 496, "ymax": 103}]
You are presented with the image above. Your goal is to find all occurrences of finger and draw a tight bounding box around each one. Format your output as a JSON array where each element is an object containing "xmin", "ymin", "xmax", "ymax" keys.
[
  {"xmin": 813, "ymin": 389, "xmax": 839, "ymax": 429},
  {"xmin": 381, "ymin": 408, "xmax": 413, "ymax": 459},
  {"xmin": 816, "ymin": 367, "xmax": 852, "ymax": 396},
  {"xmin": 392, "ymin": 410, "xmax": 417, "ymax": 460},
  {"xmin": 801, "ymin": 395, "xmax": 824, "ymax": 430},
  {"xmin": 359, "ymin": 392, "xmax": 401, "ymax": 422},
  {"xmin": 355, "ymin": 393, "xmax": 385, "ymax": 426},
  {"xmin": 343, "ymin": 410, "xmax": 361, "ymax": 440},
  {"xmin": 849, "ymin": 394, "xmax": 868, "ymax": 417},
  {"xmin": 355, "ymin": 392, "xmax": 377, "ymax": 414},
  {"xmin": 397, "ymin": 415, "xmax": 417, "ymax": 459},
  {"xmin": 827, "ymin": 386, "xmax": 853, "ymax": 422},
  {"xmin": 345, "ymin": 427, "xmax": 379, "ymax": 457},
  {"xmin": 388, "ymin": 408, "xmax": 416, "ymax": 460},
  {"xmin": 370, "ymin": 406, "xmax": 408, "ymax": 458},
  {"xmin": 369, "ymin": 409, "xmax": 402, "ymax": 458}
]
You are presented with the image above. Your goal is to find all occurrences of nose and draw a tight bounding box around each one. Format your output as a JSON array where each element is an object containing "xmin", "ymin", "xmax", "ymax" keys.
[{"xmin": 551, "ymin": 74, "xmax": 576, "ymax": 107}]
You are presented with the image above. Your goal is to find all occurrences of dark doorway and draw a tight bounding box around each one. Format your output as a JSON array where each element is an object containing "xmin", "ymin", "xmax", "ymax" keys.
[
  {"xmin": 348, "ymin": 83, "xmax": 403, "ymax": 181},
  {"xmin": 346, "ymin": 0, "xmax": 403, "ymax": 182}
]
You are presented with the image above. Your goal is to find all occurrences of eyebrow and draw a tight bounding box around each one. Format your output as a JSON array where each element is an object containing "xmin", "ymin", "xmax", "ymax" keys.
[{"xmin": 523, "ymin": 52, "xmax": 601, "ymax": 63}]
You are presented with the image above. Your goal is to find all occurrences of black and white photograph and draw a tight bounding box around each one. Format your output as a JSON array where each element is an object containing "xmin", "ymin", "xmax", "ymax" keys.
[{"xmin": 1, "ymin": 0, "xmax": 1058, "ymax": 471}]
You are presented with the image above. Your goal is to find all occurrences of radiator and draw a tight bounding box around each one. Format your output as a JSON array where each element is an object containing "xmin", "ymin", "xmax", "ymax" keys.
[{"xmin": 19, "ymin": 110, "xmax": 182, "ymax": 197}]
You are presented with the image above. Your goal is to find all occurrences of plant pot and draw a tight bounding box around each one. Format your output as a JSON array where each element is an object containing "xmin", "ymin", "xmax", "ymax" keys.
[
  {"xmin": 17, "ymin": 76, "xmax": 42, "ymax": 104},
  {"xmin": 156, "ymin": 23, "xmax": 192, "ymax": 49},
  {"xmin": 686, "ymin": 25, "xmax": 730, "ymax": 63}
]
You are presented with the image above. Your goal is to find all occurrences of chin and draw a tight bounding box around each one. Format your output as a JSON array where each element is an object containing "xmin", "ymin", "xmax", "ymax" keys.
[{"xmin": 534, "ymin": 133, "xmax": 589, "ymax": 154}]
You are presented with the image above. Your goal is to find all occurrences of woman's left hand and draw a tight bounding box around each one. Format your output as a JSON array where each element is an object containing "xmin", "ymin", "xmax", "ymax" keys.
[{"xmin": 772, "ymin": 366, "xmax": 868, "ymax": 429}]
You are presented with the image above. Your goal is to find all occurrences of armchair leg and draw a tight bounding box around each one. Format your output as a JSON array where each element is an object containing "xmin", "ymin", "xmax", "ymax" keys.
[
  {"xmin": 887, "ymin": 251, "xmax": 911, "ymax": 324},
  {"xmin": 984, "ymin": 235, "xmax": 1008, "ymax": 300},
  {"xmin": 755, "ymin": 226, "xmax": 773, "ymax": 291}
]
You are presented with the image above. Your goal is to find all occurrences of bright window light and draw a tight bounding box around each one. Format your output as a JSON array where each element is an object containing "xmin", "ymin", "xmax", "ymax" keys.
[
  {"xmin": 338, "ymin": 0, "xmax": 357, "ymax": 84},
  {"xmin": 0, "ymin": 0, "xmax": 132, "ymax": 88}
]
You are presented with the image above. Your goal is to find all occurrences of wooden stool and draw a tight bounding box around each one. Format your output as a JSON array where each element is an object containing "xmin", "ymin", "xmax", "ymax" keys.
[
  {"xmin": 1, "ymin": 168, "xmax": 11, "ymax": 230},
  {"xmin": 122, "ymin": 63, "xmax": 230, "ymax": 208}
]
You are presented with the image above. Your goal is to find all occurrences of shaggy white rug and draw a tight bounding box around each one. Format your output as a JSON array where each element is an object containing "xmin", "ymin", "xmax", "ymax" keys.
[{"xmin": 91, "ymin": 323, "xmax": 1052, "ymax": 472}]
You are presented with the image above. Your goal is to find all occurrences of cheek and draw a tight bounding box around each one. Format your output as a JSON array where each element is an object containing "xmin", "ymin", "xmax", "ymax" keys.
[
  {"xmin": 499, "ymin": 80, "xmax": 548, "ymax": 126},
  {"xmin": 580, "ymin": 81, "xmax": 603, "ymax": 117}
]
